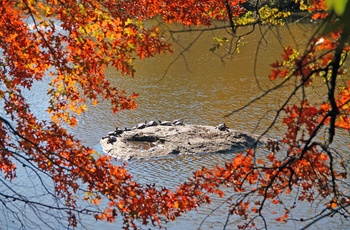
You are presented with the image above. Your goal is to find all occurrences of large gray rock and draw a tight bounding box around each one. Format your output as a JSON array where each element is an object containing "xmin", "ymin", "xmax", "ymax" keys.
[{"xmin": 100, "ymin": 124, "xmax": 270, "ymax": 161}]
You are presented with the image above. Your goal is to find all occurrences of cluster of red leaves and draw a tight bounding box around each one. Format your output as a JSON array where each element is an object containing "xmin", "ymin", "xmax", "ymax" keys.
[
  {"xmin": 307, "ymin": 0, "xmax": 329, "ymax": 20},
  {"xmin": 183, "ymin": 131, "xmax": 347, "ymax": 228},
  {"xmin": 161, "ymin": 0, "xmax": 246, "ymax": 25},
  {"xmin": 270, "ymin": 42, "xmax": 337, "ymax": 86},
  {"xmin": 263, "ymin": 4, "xmax": 350, "ymax": 224},
  {"xmin": 270, "ymin": 31, "xmax": 350, "ymax": 131}
]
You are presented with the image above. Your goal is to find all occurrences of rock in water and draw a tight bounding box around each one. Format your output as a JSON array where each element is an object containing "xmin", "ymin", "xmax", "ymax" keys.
[{"xmin": 101, "ymin": 124, "xmax": 270, "ymax": 161}]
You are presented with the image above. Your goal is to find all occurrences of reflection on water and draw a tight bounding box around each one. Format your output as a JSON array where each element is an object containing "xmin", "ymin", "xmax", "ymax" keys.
[{"xmin": 5, "ymin": 21, "xmax": 350, "ymax": 229}]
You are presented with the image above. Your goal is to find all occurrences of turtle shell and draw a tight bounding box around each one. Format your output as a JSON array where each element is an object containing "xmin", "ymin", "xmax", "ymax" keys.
[
  {"xmin": 136, "ymin": 123, "xmax": 146, "ymax": 129},
  {"xmin": 107, "ymin": 135, "xmax": 117, "ymax": 144},
  {"xmin": 147, "ymin": 120, "xmax": 158, "ymax": 127},
  {"xmin": 173, "ymin": 119, "xmax": 184, "ymax": 125},
  {"xmin": 216, "ymin": 123, "xmax": 228, "ymax": 131},
  {"xmin": 114, "ymin": 127, "xmax": 124, "ymax": 135},
  {"xmin": 159, "ymin": 120, "xmax": 172, "ymax": 126}
]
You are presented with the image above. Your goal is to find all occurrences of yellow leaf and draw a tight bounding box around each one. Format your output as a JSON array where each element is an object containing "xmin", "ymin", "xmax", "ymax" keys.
[{"xmin": 125, "ymin": 18, "xmax": 134, "ymax": 26}]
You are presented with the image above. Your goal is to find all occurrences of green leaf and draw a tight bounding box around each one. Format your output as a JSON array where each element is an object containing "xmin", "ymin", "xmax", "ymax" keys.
[{"xmin": 326, "ymin": 0, "xmax": 349, "ymax": 16}]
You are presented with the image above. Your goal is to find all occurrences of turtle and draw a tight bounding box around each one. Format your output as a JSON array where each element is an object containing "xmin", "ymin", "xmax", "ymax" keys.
[
  {"xmin": 107, "ymin": 131, "xmax": 116, "ymax": 136},
  {"xmin": 158, "ymin": 120, "xmax": 172, "ymax": 126},
  {"xmin": 136, "ymin": 122, "xmax": 146, "ymax": 129},
  {"xmin": 114, "ymin": 127, "xmax": 124, "ymax": 136},
  {"xmin": 172, "ymin": 119, "xmax": 184, "ymax": 126},
  {"xmin": 124, "ymin": 127, "xmax": 132, "ymax": 131},
  {"xmin": 147, "ymin": 120, "xmax": 158, "ymax": 127},
  {"xmin": 216, "ymin": 123, "xmax": 229, "ymax": 132},
  {"xmin": 107, "ymin": 127, "xmax": 123, "ymax": 137},
  {"xmin": 107, "ymin": 135, "xmax": 117, "ymax": 144}
]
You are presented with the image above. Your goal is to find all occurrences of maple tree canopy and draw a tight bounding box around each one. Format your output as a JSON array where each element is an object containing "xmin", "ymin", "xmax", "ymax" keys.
[{"xmin": 0, "ymin": 0, "xmax": 350, "ymax": 229}]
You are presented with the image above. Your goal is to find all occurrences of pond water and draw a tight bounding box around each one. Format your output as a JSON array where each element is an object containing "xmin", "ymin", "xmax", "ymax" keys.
[
  {"xmin": 73, "ymin": 21, "xmax": 350, "ymax": 229},
  {"xmin": 2, "ymin": 21, "xmax": 350, "ymax": 229}
]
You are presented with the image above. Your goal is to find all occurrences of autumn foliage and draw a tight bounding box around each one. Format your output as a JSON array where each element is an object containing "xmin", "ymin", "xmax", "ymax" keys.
[{"xmin": 1, "ymin": 0, "xmax": 350, "ymax": 229}]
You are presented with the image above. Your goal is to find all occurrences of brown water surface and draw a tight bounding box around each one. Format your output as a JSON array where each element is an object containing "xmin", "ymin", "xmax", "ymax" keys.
[{"xmin": 76, "ymin": 22, "xmax": 317, "ymax": 144}]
